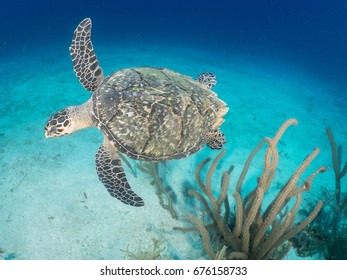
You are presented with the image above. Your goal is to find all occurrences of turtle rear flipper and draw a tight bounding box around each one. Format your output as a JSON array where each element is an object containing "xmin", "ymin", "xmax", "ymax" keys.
[
  {"xmin": 206, "ymin": 129, "xmax": 226, "ymax": 150},
  {"xmin": 196, "ymin": 72, "xmax": 217, "ymax": 89},
  {"xmin": 96, "ymin": 139, "xmax": 144, "ymax": 207},
  {"xmin": 70, "ymin": 18, "xmax": 104, "ymax": 92}
]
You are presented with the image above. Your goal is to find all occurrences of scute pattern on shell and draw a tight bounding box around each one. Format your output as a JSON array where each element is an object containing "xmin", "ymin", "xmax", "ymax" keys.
[{"xmin": 92, "ymin": 67, "xmax": 226, "ymax": 161}]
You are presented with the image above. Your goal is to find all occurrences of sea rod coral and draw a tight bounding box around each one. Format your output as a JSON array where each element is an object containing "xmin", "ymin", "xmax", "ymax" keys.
[{"xmin": 175, "ymin": 118, "xmax": 326, "ymax": 259}]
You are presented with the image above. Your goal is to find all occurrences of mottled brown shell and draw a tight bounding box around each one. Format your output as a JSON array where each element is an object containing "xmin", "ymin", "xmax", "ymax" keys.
[{"xmin": 92, "ymin": 67, "xmax": 226, "ymax": 161}]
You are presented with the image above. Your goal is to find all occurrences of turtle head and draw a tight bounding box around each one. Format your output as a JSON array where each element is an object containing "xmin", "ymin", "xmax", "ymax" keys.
[
  {"xmin": 44, "ymin": 108, "xmax": 74, "ymax": 138},
  {"xmin": 45, "ymin": 100, "xmax": 95, "ymax": 138}
]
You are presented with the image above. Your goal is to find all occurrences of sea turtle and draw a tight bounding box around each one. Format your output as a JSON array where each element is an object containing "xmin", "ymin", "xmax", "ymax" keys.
[{"xmin": 44, "ymin": 18, "xmax": 228, "ymax": 207}]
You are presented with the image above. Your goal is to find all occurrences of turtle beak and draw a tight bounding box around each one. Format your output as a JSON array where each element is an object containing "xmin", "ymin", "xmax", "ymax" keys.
[
  {"xmin": 44, "ymin": 123, "xmax": 56, "ymax": 138},
  {"xmin": 44, "ymin": 126, "xmax": 54, "ymax": 138}
]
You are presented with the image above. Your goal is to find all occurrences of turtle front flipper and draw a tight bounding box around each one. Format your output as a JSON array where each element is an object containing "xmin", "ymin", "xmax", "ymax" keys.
[
  {"xmin": 70, "ymin": 18, "xmax": 104, "ymax": 92},
  {"xmin": 95, "ymin": 139, "xmax": 144, "ymax": 207},
  {"xmin": 196, "ymin": 72, "xmax": 217, "ymax": 89},
  {"xmin": 206, "ymin": 129, "xmax": 226, "ymax": 150}
]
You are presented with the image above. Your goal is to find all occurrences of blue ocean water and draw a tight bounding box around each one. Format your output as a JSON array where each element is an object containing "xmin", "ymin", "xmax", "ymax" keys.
[
  {"xmin": 0, "ymin": 0, "xmax": 347, "ymax": 260},
  {"xmin": 1, "ymin": 0, "xmax": 347, "ymax": 86}
]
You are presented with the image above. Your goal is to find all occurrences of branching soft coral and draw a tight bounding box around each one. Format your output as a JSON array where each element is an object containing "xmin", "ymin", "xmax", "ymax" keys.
[{"xmin": 176, "ymin": 119, "xmax": 325, "ymax": 259}]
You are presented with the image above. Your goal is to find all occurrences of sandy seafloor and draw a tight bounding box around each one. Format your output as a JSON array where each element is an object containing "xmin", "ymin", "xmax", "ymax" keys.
[{"xmin": 0, "ymin": 42, "xmax": 346, "ymax": 260}]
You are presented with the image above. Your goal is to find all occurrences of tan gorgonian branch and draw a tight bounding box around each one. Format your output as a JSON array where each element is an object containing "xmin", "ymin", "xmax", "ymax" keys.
[{"xmin": 176, "ymin": 118, "xmax": 325, "ymax": 259}]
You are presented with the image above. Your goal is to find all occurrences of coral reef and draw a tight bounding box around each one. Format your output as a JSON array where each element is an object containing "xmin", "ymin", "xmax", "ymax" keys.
[
  {"xmin": 137, "ymin": 162, "xmax": 178, "ymax": 219},
  {"xmin": 326, "ymin": 127, "xmax": 347, "ymax": 234},
  {"xmin": 121, "ymin": 238, "xmax": 168, "ymax": 260},
  {"xmin": 176, "ymin": 119, "xmax": 325, "ymax": 259},
  {"xmin": 292, "ymin": 127, "xmax": 347, "ymax": 259}
]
